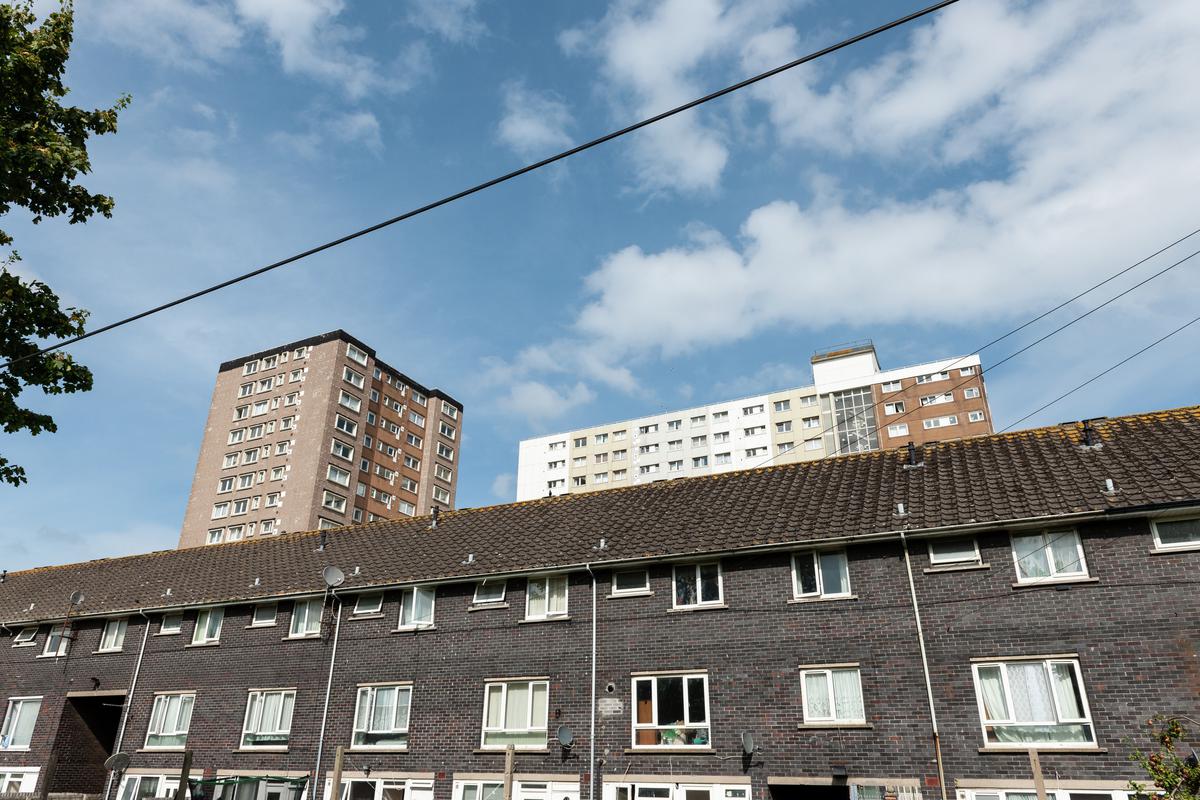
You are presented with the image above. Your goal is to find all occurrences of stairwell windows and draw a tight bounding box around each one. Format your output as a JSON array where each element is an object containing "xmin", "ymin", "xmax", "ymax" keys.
[{"xmin": 792, "ymin": 551, "xmax": 851, "ymax": 599}]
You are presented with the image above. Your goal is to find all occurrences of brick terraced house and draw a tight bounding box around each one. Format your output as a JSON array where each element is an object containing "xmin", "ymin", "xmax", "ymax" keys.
[{"xmin": 2, "ymin": 406, "xmax": 1199, "ymax": 800}]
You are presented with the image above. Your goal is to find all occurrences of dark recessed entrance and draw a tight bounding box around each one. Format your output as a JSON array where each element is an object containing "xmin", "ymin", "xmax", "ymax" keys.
[
  {"xmin": 770, "ymin": 786, "xmax": 850, "ymax": 800},
  {"xmin": 51, "ymin": 692, "xmax": 125, "ymax": 794}
]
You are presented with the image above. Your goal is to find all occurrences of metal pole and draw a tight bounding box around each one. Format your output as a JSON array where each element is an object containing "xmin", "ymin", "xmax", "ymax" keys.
[
  {"xmin": 174, "ymin": 752, "xmax": 193, "ymax": 800},
  {"xmin": 586, "ymin": 564, "xmax": 597, "ymax": 800},
  {"xmin": 900, "ymin": 531, "xmax": 948, "ymax": 800}
]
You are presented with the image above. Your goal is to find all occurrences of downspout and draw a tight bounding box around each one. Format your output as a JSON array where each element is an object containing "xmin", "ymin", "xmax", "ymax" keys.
[
  {"xmin": 900, "ymin": 531, "xmax": 948, "ymax": 800},
  {"xmin": 314, "ymin": 593, "xmax": 344, "ymax": 796},
  {"xmin": 584, "ymin": 564, "xmax": 597, "ymax": 800},
  {"xmin": 105, "ymin": 610, "xmax": 152, "ymax": 800}
]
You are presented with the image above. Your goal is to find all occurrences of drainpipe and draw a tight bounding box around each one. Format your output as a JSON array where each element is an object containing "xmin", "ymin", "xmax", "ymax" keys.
[
  {"xmin": 899, "ymin": 531, "xmax": 948, "ymax": 800},
  {"xmin": 584, "ymin": 565, "xmax": 597, "ymax": 800},
  {"xmin": 105, "ymin": 610, "xmax": 152, "ymax": 800},
  {"xmin": 314, "ymin": 593, "xmax": 344, "ymax": 796}
]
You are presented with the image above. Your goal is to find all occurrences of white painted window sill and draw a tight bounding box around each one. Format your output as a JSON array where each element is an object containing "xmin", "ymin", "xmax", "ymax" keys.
[
  {"xmin": 624, "ymin": 747, "xmax": 714, "ymax": 754},
  {"xmin": 468, "ymin": 603, "xmax": 509, "ymax": 612},
  {"xmin": 607, "ymin": 590, "xmax": 653, "ymax": 600},
  {"xmin": 667, "ymin": 604, "xmax": 727, "ymax": 613},
  {"xmin": 1011, "ymin": 576, "xmax": 1099, "ymax": 589},
  {"xmin": 924, "ymin": 563, "xmax": 990, "ymax": 574},
  {"xmin": 1149, "ymin": 543, "xmax": 1200, "ymax": 555},
  {"xmin": 787, "ymin": 595, "xmax": 857, "ymax": 605},
  {"xmin": 186, "ymin": 641, "xmax": 220, "ymax": 648},
  {"xmin": 518, "ymin": 616, "xmax": 570, "ymax": 624},
  {"xmin": 796, "ymin": 722, "xmax": 873, "ymax": 730},
  {"xmin": 978, "ymin": 746, "xmax": 1106, "ymax": 754}
]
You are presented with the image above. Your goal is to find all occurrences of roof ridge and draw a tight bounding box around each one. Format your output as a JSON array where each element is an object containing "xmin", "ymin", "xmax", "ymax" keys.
[{"xmin": 6, "ymin": 402, "xmax": 1198, "ymax": 579}]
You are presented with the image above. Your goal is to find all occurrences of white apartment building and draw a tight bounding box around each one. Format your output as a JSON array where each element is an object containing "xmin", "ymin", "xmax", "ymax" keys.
[{"xmin": 515, "ymin": 343, "xmax": 991, "ymax": 501}]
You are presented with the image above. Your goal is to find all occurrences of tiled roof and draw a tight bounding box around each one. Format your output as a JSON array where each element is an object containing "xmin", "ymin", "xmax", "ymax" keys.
[{"xmin": 3, "ymin": 406, "xmax": 1199, "ymax": 625}]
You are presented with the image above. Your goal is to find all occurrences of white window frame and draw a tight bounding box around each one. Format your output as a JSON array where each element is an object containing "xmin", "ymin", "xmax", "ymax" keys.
[
  {"xmin": 971, "ymin": 658, "xmax": 1095, "ymax": 748},
  {"xmin": 1, "ymin": 697, "xmax": 42, "ymax": 750},
  {"xmin": 98, "ymin": 618, "xmax": 128, "ymax": 653},
  {"xmin": 887, "ymin": 423, "xmax": 909, "ymax": 437},
  {"xmin": 524, "ymin": 574, "xmax": 569, "ymax": 621},
  {"xmin": 1011, "ymin": 529, "xmax": 1088, "ymax": 583},
  {"xmin": 480, "ymin": 680, "xmax": 549, "ymax": 750},
  {"xmin": 41, "ymin": 624, "xmax": 68, "ymax": 657},
  {"xmin": 791, "ymin": 551, "xmax": 852, "ymax": 599},
  {"xmin": 473, "ymin": 580, "xmax": 506, "ymax": 605},
  {"xmin": 610, "ymin": 570, "xmax": 649, "ymax": 596},
  {"xmin": 353, "ymin": 593, "xmax": 384, "ymax": 616},
  {"xmin": 144, "ymin": 692, "xmax": 195, "ymax": 750},
  {"xmin": 289, "ymin": 598, "xmax": 323, "ymax": 638},
  {"xmin": 397, "ymin": 587, "xmax": 436, "ymax": 629},
  {"xmin": 672, "ymin": 563, "xmax": 723, "ymax": 609},
  {"xmin": 799, "ymin": 667, "xmax": 865, "ymax": 724},
  {"xmin": 251, "ymin": 603, "xmax": 277, "ymax": 627},
  {"xmin": 1150, "ymin": 516, "xmax": 1200, "ymax": 551},
  {"xmin": 192, "ymin": 607, "xmax": 224, "ymax": 645},
  {"xmin": 928, "ymin": 538, "xmax": 982, "ymax": 566},
  {"xmin": 11, "ymin": 627, "xmax": 37, "ymax": 647},
  {"xmin": 240, "ymin": 689, "xmax": 296, "ymax": 749},
  {"xmin": 159, "ymin": 613, "xmax": 183, "ymax": 635},
  {"xmin": 352, "ymin": 684, "xmax": 412, "ymax": 749},
  {"xmin": 346, "ymin": 343, "xmax": 368, "ymax": 366},
  {"xmin": 630, "ymin": 673, "xmax": 710, "ymax": 749}
]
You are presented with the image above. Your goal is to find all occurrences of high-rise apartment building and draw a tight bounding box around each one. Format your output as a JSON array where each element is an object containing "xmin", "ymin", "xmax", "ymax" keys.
[
  {"xmin": 516, "ymin": 342, "xmax": 990, "ymax": 500},
  {"xmin": 178, "ymin": 330, "xmax": 462, "ymax": 548}
]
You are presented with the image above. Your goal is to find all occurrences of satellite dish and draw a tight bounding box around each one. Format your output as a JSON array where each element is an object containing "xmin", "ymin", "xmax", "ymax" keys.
[
  {"xmin": 741, "ymin": 731, "xmax": 755, "ymax": 755},
  {"xmin": 556, "ymin": 725, "xmax": 574, "ymax": 747},
  {"xmin": 104, "ymin": 752, "xmax": 131, "ymax": 772},
  {"xmin": 69, "ymin": 591, "xmax": 85, "ymax": 606},
  {"xmin": 321, "ymin": 566, "xmax": 345, "ymax": 588}
]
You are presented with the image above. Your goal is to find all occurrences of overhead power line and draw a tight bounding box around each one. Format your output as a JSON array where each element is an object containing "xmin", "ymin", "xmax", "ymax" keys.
[
  {"xmin": 998, "ymin": 313, "xmax": 1200, "ymax": 433},
  {"xmin": 0, "ymin": 0, "xmax": 963, "ymax": 374},
  {"xmin": 746, "ymin": 229, "xmax": 1200, "ymax": 470}
]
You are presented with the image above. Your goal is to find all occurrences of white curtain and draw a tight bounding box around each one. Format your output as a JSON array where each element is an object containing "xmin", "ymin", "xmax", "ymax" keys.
[
  {"xmin": 976, "ymin": 666, "xmax": 1007, "ymax": 720},
  {"xmin": 804, "ymin": 673, "xmax": 831, "ymax": 718},
  {"xmin": 1050, "ymin": 663, "xmax": 1083, "ymax": 718},
  {"xmin": 820, "ymin": 553, "xmax": 850, "ymax": 595},
  {"xmin": 832, "ymin": 670, "xmax": 864, "ymax": 720},
  {"xmin": 1012, "ymin": 535, "xmax": 1050, "ymax": 579},
  {"xmin": 1007, "ymin": 663, "xmax": 1055, "ymax": 722},
  {"xmin": 1047, "ymin": 531, "xmax": 1081, "ymax": 573}
]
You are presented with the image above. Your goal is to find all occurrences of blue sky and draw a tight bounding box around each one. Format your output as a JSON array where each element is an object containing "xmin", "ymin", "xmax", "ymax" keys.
[{"xmin": 3, "ymin": 0, "xmax": 1198, "ymax": 571}]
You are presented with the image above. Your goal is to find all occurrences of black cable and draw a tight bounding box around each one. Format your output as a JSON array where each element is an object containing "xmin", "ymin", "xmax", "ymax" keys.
[
  {"xmin": 0, "ymin": 0, "xmax": 962, "ymax": 374},
  {"xmin": 751, "ymin": 239, "xmax": 1200, "ymax": 468},
  {"xmin": 998, "ymin": 312, "xmax": 1200, "ymax": 433}
]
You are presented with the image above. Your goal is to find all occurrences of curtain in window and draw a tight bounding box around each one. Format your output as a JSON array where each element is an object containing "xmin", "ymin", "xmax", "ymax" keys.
[
  {"xmin": 1047, "ymin": 531, "xmax": 1081, "ymax": 574},
  {"xmin": 819, "ymin": 553, "xmax": 849, "ymax": 595},
  {"xmin": 795, "ymin": 555, "xmax": 817, "ymax": 595},
  {"xmin": 528, "ymin": 579, "xmax": 547, "ymax": 617},
  {"xmin": 976, "ymin": 666, "xmax": 1007, "ymax": 720},
  {"xmin": 832, "ymin": 670, "xmax": 864, "ymax": 720},
  {"xmin": 10, "ymin": 699, "xmax": 40, "ymax": 747},
  {"xmin": 505, "ymin": 684, "xmax": 529, "ymax": 729},
  {"xmin": 675, "ymin": 572, "xmax": 697, "ymax": 606},
  {"xmin": 1008, "ymin": 663, "xmax": 1055, "ymax": 722},
  {"xmin": 804, "ymin": 673, "xmax": 831, "ymax": 718},
  {"xmin": 1050, "ymin": 663, "xmax": 1084, "ymax": 719},
  {"xmin": 548, "ymin": 577, "xmax": 567, "ymax": 614},
  {"xmin": 373, "ymin": 688, "xmax": 397, "ymax": 731},
  {"xmin": 1012, "ymin": 535, "xmax": 1050, "ymax": 579},
  {"xmin": 485, "ymin": 686, "xmax": 504, "ymax": 728}
]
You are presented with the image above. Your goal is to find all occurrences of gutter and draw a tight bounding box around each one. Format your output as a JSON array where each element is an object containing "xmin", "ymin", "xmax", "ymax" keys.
[
  {"xmin": 104, "ymin": 610, "xmax": 151, "ymax": 800},
  {"xmin": 5, "ymin": 503, "xmax": 1197, "ymax": 629}
]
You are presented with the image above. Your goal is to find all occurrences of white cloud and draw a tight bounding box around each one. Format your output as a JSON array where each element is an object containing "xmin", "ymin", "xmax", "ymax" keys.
[
  {"xmin": 271, "ymin": 109, "xmax": 384, "ymax": 158},
  {"xmin": 408, "ymin": 0, "xmax": 485, "ymax": 44},
  {"xmin": 490, "ymin": 472, "xmax": 515, "ymax": 499},
  {"xmin": 504, "ymin": 0, "xmax": 1200, "ymax": 395},
  {"xmin": 561, "ymin": 0, "xmax": 803, "ymax": 194},
  {"xmin": 82, "ymin": 0, "xmax": 243, "ymax": 69},
  {"xmin": 497, "ymin": 82, "xmax": 573, "ymax": 159},
  {"xmin": 498, "ymin": 381, "xmax": 596, "ymax": 427}
]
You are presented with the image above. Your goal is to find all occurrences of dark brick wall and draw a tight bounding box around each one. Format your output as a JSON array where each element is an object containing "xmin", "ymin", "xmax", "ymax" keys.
[{"xmin": 1, "ymin": 518, "xmax": 1196, "ymax": 800}]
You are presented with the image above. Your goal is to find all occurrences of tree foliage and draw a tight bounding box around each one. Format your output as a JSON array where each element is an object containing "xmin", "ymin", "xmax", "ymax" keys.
[
  {"xmin": 0, "ymin": 0, "xmax": 128, "ymax": 485},
  {"xmin": 1129, "ymin": 716, "xmax": 1200, "ymax": 800}
]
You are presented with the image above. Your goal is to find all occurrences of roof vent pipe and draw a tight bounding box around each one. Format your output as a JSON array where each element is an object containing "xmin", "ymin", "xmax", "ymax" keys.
[
  {"xmin": 896, "ymin": 503, "xmax": 908, "ymax": 517},
  {"xmin": 317, "ymin": 531, "xmax": 328, "ymax": 552},
  {"xmin": 1104, "ymin": 478, "xmax": 1117, "ymax": 495},
  {"xmin": 1082, "ymin": 420, "xmax": 1097, "ymax": 447},
  {"xmin": 907, "ymin": 442, "xmax": 918, "ymax": 466},
  {"xmin": 0, "ymin": 569, "xmax": 6, "ymax": 584},
  {"xmin": 430, "ymin": 508, "xmax": 440, "ymax": 529}
]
